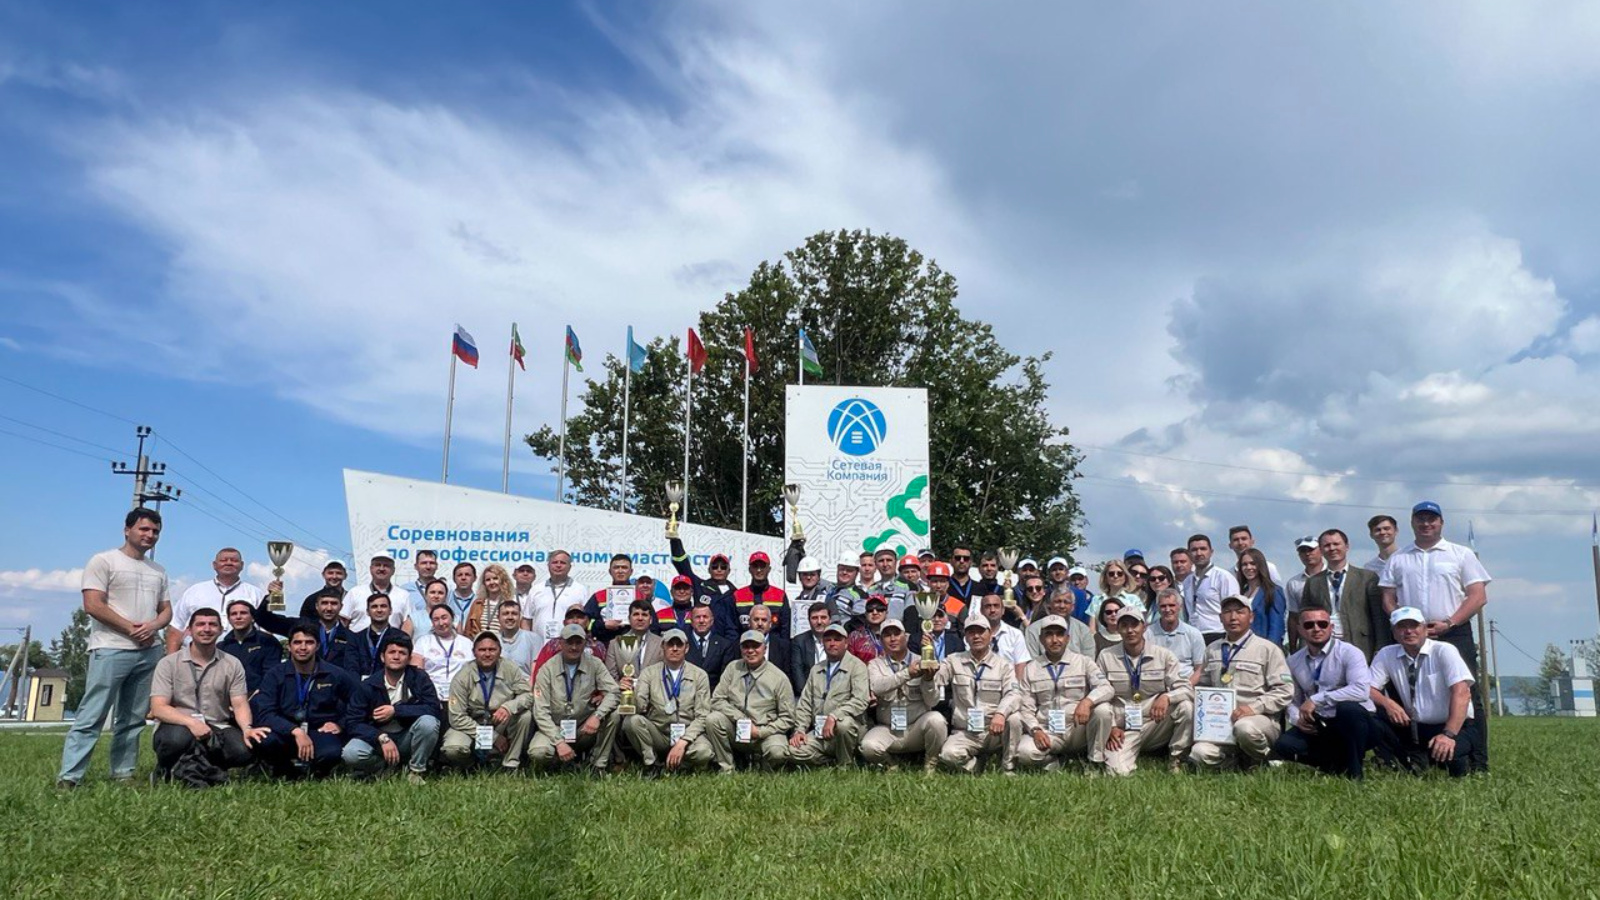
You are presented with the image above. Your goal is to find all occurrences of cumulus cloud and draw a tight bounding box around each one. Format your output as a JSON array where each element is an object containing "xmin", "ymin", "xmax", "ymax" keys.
[{"xmin": 0, "ymin": 568, "xmax": 84, "ymax": 595}]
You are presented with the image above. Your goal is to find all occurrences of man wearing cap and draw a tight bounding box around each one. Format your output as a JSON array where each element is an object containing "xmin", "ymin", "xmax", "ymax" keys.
[
  {"xmin": 1043, "ymin": 557, "xmax": 1074, "ymax": 614},
  {"xmin": 789, "ymin": 602, "xmax": 833, "ymax": 694},
  {"xmin": 533, "ymin": 603, "xmax": 608, "ymax": 675},
  {"xmin": 789, "ymin": 556, "xmax": 832, "ymax": 638},
  {"xmin": 526, "ymin": 550, "xmax": 588, "ymax": 644},
  {"xmin": 344, "ymin": 555, "xmax": 411, "ymax": 633},
  {"xmin": 686, "ymin": 601, "xmax": 734, "ymax": 687},
  {"xmin": 1301, "ymin": 529, "xmax": 1387, "ymax": 660},
  {"xmin": 706, "ymin": 630, "xmax": 796, "ymax": 771},
  {"xmin": 936, "ymin": 617, "xmax": 1021, "ymax": 773},
  {"xmin": 1283, "ymin": 536, "xmax": 1326, "ymax": 650},
  {"xmin": 1092, "ymin": 607, "xmax": 1194, "ymax": 775},
  {"xmin": 654, "ymin": 575, "xmax": 698, "ymax": 634},
  {"xmin": 731, "ymin": 551, "xmax": 791, "ymax": 639},
  {"xmin": 1013, "ymin": 615, "xmax": 1109, "ymax": 772},
  {"xmin": 1024, "ymin": 582, "xmax": 1096, "ymax": 661},
  {"xmin": 512, "ymin": 563, "xmax": 538, "ymax": 607},
  {"xmin": 342, "ymin": 632, "xmax": 442, "ymax": 783},
  {"xmin": 1190, "ymin": 596, "xmax": 1294, "ymax": 771},
  {"xmin": 1378, "ymin": 501, "xmax": 1490, "ymax": 772},
  {"xmin": 1368, "ymin": 606, "xmax": 1476, "ymax": 777},
  {"xmin": 861, "ymin": 618, "xmax": 947, "ymax": 771},
  {"xmin": 606, "ymin": 599, "xmax": 665, "ymax": 688},
  {"xmin": 847, "ymin": 596, "xmax": 891, "ymax": 664},
  {"xmin": 623, "ymin": 629, "xmax": 714, "ymax": 775},
  {"xmin": 442, "ymin": 631, "xmax": 536, "ymax": 771},
  {"xmin": 828, "ymin": 553, "xmax": 869, "ymax": 628},
  {"xmin": 787, "ymin": 623, "xmax": 871, "ymax": 767},
  {"xmin": 1145, "ymin": 588, "xmax": 1206, "ymax": 683},
  {"xmin": 1124, "ymin": 549, "xmax": 1146, "ymax": 568},
  {"xmin": 745, "ymin": 605, "xmax": 793, "ymax": 686},
  {"xmin": 903, "ymin": 561, "xmax": 956, "ymax": 646},
  {"xmin": 668, "ymin": 534, "xmax": 737, "ymax": 607},
  {"xmin": 1065, "ymin": 567, "xmax": 1094, "ymax": 623},
  {"xmin": 1271, "ymin": 606, "xmax": 1376, "ymax": 779},
  {"xmin": 1181, "ymin": 535, "xmax": 1240, "ymax": 645},
  {"xmin": 528, "ymin": 624, "xmax": 621, "ymax": 774},
  {"xmin": 219, "ymin": 598, "xmax": 283, "ymax": 695}
]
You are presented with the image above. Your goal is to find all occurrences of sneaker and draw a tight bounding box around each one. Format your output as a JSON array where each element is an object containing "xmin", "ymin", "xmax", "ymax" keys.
[
  {"xmin": 1167, "ymin": 757, "xmax": 1184, "ymax": 773},
  {"xmin": 406, "ymin": 771, "xmax": 427, "ymax": 786},
  {"xmin": 55, "ymin": 779, "xmax": 78, "ymax": 790}
]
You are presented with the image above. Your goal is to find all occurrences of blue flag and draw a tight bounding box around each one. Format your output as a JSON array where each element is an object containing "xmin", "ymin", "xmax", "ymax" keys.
[{"xmin": 627, "ymin": 326, "xmax": 648, "ymax": 374}]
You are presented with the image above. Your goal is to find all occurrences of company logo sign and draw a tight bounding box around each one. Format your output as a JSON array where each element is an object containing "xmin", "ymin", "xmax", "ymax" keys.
[{"xmin": 827, "ymin": 398, "xmax": 888, "ymax": 457}]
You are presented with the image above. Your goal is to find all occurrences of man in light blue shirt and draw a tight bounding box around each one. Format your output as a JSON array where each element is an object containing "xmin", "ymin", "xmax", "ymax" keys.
[
  {"xmin": 1272, "ymin": 605, "xmax": 1376, "ymax": 779},
  {"xmin": 1145, "ymin": 589, "xmax": 1205, "ymax": 684}
]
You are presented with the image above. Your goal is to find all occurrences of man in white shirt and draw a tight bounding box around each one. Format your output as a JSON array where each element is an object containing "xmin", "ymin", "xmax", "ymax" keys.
[
  {"xmin": 345, "ymin": 555, "xmax": 412, "ymax": 633},
  {"xmin": 1272, "ymin": 606, "xmax": 1376, "ymax": 779},
  {"xmin": 1181, "ymin": 534, "xmax": 1240, "ymax": 644},
  {"xmin": 1227, "ymin": 525, "xmax": 1281, "ymax": 582},
  {"xmin": 973, "ymin": 593, "xmax": 1030, "ymax": 680},
  {"xmin": 59, "ymin": 508, "xmax": 172, "ymax": 788},
  {"xmin": 167, "ymin": 547, "xmax": 264, "ymax": 651},
  {"xmin": 1378, "ymin": 501, "xmax": 1490, "ymax": 772},
  {"xmin": 1144, "ymin": 588, "xmax": 1205, "ymax": 683},
  {"xmin": 1282, "ymin": 536, "xmax": 1325, "ymax": 651},
  {"xmin": 1368, "ymin": 606, "xmax": 1476, "ymax": 777},
  {"xmin": 1362, "ymin": 514, "xmax": 1399, "ymax": 575},
  {"xmin": 526, "ymin": 550, "xmax": 588, "ymax": 642}
]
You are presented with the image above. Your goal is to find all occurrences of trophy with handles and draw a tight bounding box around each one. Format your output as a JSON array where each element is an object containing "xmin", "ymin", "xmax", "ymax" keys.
[
  {"xmin": 997, "ymin": 547, "xmax": 1020, "ymax": 610},
  {"xmin": 913, "ymin": 591, "xmax": 940, "ymax": 667},
  {"xmin": 266, "ymin": 541, "xmax": 294, "ymax": 611},
  {"xmin": 783, "ymin": 483, "xmax": 804, "ymax": 540},
  {"xmin": 664, "ymin": 481, "xmax": 684, "ymax": 538}
]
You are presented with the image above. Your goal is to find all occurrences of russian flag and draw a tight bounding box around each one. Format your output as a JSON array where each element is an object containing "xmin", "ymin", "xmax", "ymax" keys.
[{"xmin": 452, "ymin": 325, "xmax": 479, "ymax": 368}]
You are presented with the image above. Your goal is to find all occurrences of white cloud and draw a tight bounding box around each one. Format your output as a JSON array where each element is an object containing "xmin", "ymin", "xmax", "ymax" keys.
[{"xmin": 0, "ymin": 568, "xmax": 83, "ymax": 594}]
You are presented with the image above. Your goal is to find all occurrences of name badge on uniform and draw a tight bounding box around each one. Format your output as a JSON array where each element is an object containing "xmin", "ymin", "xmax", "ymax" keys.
[
  {"xmin": 890, "ymin": 705, "xmax": 908, "ymax": 732},
  {"xmin": 967, "ymin": 706, "xmax": 985, "ymax": 733},
  {"xmin": 736, "ymin": 718, "xmax": 753, "ymax": 742},
  {"xmin": 474, "ymin": 724, "xmax": 494, "ymax": 751},
  {"xmin": 1123, "ymin": 703, "xmax": 1143, "ymax": 732},
  {"xmin": 669, "ymin": 723, "xmax": 686, "ymax": 743},
  {"xmin": 813, "ymin": 714, "xmax": 828, "ymax": 737},
  {"xmin": 1048, "ymin": 709, "xmax": 1067, "ymax": 734},
  {"xmin": 543, "ymin": 621, "xmax": 561, "ymax": 640},
  {"xmin": 560, "ymin": 718, "xmax": 578, "ymax": 742}
]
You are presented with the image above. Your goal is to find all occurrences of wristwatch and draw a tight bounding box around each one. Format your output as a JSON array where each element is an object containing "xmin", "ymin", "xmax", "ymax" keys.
[
  {"xmin": 1442, "ymin": 729, "xmax": 1459, "ymax": 740},
  {"xmin": 378, "ymin": 734, "xmax": 393, "ymax": 745}
]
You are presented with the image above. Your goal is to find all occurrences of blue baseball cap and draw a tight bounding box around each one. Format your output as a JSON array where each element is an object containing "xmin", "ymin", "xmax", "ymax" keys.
[
  {"xmin": 1412, "ymin": 501, "xmax": 1443, "ymax": 517},
  {"xmin": 1123, "ymin": 548, "xmax": 1144, "ymax": 560}
]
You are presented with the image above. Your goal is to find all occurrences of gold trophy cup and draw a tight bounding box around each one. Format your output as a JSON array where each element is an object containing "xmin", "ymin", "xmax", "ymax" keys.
[
  {"xmin": 619, "ymin": 663, "xmax": 637, "ymax": 715},
  {"xmin": 913, "ymin": 591, "xmax": 940, "ymax": 668},
  {"xmin": 266, "ymin": 541, "xmax": 295, "ymax": 611},
  {"xmin": 783, "ymin": 483, "xmax": 804, "ymax": 540},
  {"xmin": 664, "ymin": 481, "xmax": 684, "ymax": 538},
  {"xmin": 997, "ymin": 547, "xmax": 1020, "ymax": 610}
]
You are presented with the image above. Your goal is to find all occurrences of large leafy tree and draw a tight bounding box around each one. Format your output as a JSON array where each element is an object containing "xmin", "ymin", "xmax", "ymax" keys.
[{"xmin": 527, "ymin": 230, "xmax": 1083, "ymax": 554}]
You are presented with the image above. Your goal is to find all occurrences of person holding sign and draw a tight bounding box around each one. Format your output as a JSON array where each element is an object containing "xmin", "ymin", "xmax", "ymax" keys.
[
  {"xmin": 1189, "ymin": 595, "xmax": 1294, "ymax": 772},
  {"xmin": 860, "ymin": 618, "xmax": 947, "ymax": 772},
  {"xmin": 936, "ymin": 617, "xmax": 1021, "ymax": 773},
  {"xmin": 528, "ymin": 624, "xmax": 621, "ymax": 774},
  {"xmin": 705, "ymin": 631, "xmax": 796, "ymax": 772},
  {"xmin": 582, "ymin": 554, "xmax": 639, "ymax": 644},
  {"xmin": 1012, "ymin": 615, "xmax": 1109, "ymax": 772},
  {"xmin": 622, "ymin": 629, "xmax": 715, "ymax": 775},
  {"xmin": 442, "ymin": 632, "xmax": 535, "ymax": 771},
  {"xmin": 1092, "ymin": 607, "xmax": 1194, "ymax": 776},
  {"xmin": 786, "ymin": 623, "xmax": 871, "ymax": 767}
]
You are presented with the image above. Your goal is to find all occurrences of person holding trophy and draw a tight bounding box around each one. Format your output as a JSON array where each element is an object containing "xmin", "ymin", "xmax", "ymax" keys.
[
  {"xmin": 860, "ymin": 618, "xmax": 948, "ymax": 771},
  {"xmin": 622, "ymin": 629, "xmax": 715, "ymax": 775},
  {"xmin": 786, "ymin": 623, "xmax": 870, "ymax": 768}
]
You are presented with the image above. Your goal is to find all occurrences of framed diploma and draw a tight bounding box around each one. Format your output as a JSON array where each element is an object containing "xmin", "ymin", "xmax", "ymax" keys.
[
  {"xmin": 605, "ymin": 587, "xmax": 634, "ymax": 621},
  {"xmin": 1193, "ymin": 686, "xmax": 1236, "ymax": 744}
]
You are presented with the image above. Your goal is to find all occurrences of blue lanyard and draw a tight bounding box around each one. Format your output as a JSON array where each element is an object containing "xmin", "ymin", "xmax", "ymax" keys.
[
  {"xmin": 368, "ymin": 628, "xmax": 386, "ymax": 660},
  {"xmin": 974, "ymin": 663, "xmax": 989, "ymax": 685},
  {"xmin": 478, "ymin": 668, "xmax": 498, "ymax": 707},
  {"xmin": 663, "ymin": 666, "xmax": 684, "ymax": 702},
  {"xmin": 319, "ymin": 626, "xmax": 335, "ymax": 659},
  {"xmin": 822, "ymin": 661, "xmax": 841, "ymax": 699},
  {"xmin": 1120, "ymin": 652, "xmax": 1143, "ymax": 694},
  {"xmin": 1046, "ymin": 661, "xmax": 1066, "ymax": 686},
  {"xmin": 1310, "ymin": 647, "xmax": 1328, "ymax": 684},
  {"xmin": 1221, "ymin": 635, "xmax": 1250, "ymax": 673},
  {"xmin": 562, "ymin": 665, "xmax": 578, "ymax": 703}
]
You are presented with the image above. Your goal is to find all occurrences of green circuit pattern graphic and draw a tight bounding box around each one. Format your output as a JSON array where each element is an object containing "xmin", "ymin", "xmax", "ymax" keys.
[{"xmin": 862, "ymin": 474, "xmax": 929, "ymax": 557}]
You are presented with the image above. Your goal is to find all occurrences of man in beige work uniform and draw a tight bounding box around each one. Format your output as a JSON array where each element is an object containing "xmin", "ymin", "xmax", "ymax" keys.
[
  {"xmin": 622, "ymin": 628, "xmax": 714, "ymax": 774},
  {"xmin": 860, "ymin": 618, "xmax": 947, "ymax": 771},
  {"xmin": 528, "ymin": 623, "xmax": 620, "ymax": 774},
  {"xmin": 705, "ymin": 630, "xmax": 795, "ymax": 771},
  {"xmin": 1092, "ymin": 607, "xmax": 1194, "ymax": 775},
  {"xmin": 1013, "ymin": 615, "xmax": 1109, "ymax": 772},
  {"xmin": 936, "ymin": 617, "xmax": 1020, "ymax": 773},
  {"xmin": 442, "ymin": 631, "xmax": 535, "ymax": 770},
  {"xmin": 787, "ymin": 623, "xmax": 870, "ymax": 767},
  {"xmin": 1190, "ymin": 594, "xmax": 1294, "ymax": 771}
]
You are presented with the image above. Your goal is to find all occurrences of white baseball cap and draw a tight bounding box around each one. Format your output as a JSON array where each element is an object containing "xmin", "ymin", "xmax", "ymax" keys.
[{"xmin": 1390, "ymin": 606, "xmax": 1426, "ymax": 626}]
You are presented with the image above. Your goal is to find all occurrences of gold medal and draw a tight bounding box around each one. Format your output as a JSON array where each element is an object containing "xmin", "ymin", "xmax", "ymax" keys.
[
  {"xmin": 1132, "ymin": 691, "xmax": 1144, "ymax": 702},
  {"xmin": 1221, "ymin": 672, "xmax": 1233, "ymax": 685}
]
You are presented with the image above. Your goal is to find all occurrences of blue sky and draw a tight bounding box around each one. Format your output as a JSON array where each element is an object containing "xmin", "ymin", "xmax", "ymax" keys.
[{"xmin": 4, "ymin": 0, "xmax": 1600, "ymax": 675}]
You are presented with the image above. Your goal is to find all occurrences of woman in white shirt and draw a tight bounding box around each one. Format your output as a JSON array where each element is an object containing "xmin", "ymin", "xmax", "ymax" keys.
[{"xmin": 412, "ymin": 604, "xmax": 474, "ymax": 705}]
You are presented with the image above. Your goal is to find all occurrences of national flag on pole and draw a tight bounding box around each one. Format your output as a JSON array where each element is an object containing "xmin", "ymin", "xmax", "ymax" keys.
[
  {"xmin": 510, "ymin": 324, "xmax": 526, "ymax": 371},
  {"xmin": 627, "ymin": 326, "xmax": 648, "ymax": 374},
  {"xmin": 565, "ymin": 326, "xmax": 584, "ymax": 372},
  {"xmin": 743, "ymin": 326, "xmax": 759, "ymax": 373},
  {"xmin": 452, "ymin": 325, "xmax": 479, "ymax": 368},
  {"xmin": 799, "ymin": 328, "xmax": 823, "ymax": 377},
  {"xmin": 687, "ymin": 328, "xmax": 707, "ymax": 374},
  {"xmin": 1467, "ymin": 520, "xmax": 1477, "ymax": 553},
  {"xmin": 1592, "ymin": 511, "xmax": 1597, "ymax": 546}
]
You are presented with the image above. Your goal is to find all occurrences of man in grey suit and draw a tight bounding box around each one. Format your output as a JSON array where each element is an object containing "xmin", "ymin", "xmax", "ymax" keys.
[{"xmin": 1300, "ymin": 528, "xmax": 1389, "ymax": 660}]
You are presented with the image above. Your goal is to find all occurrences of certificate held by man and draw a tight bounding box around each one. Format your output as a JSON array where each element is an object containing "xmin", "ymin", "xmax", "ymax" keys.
[
  {"xmin": 1194, "ymin": 687, "xmax": 1236, "ymax": 744},
  {"xmin": 605, "ymin": 587, "xmax": 634, "ymax": 622}
]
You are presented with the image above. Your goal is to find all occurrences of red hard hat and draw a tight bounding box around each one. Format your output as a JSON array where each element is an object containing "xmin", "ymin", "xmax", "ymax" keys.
[
  {"xmin": 924, "ymin": 561, "xmax": 952, "ymax": 578},
  {"xmin": 898, "ymin": 554, "xmax": 922, "ymax": 570}
]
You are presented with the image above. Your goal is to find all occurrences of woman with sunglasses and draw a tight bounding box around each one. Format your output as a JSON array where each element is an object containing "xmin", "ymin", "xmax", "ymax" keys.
[
  {"xmin": 1236, "ymin": 548, "xmax": 1287, "ymax": 646},
  {"xmin": 1087, "ymin": 560, "xmax": 1146, "ymax": 623},
  {"xmin": 1092, "ymin": 597, "xmax": 1126, "ymax": 655},
  {"xmin": 1127, "ymin": 563, "xmax": 1156, "ymax": 609},
  {"xmin": 1144, "ymin": 566, "xmax": 1176, "ymax": 609}
]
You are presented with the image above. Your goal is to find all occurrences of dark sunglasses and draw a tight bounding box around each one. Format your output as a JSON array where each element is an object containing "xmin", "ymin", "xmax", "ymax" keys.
[
  {"xmin": 1302, "ymin": 621, "xmax": 1331, "ymax": 630},
  {"xmin": 952, "ymin": 554, "xmax": 972, "ymax": 561},
  {"xmin": 1025, "ymin": 585, "xmax": 1047, "ymax": 593},
  {"xmin": 1149, "ymin": 574, "xmax": 1169, "ymax": 582}
]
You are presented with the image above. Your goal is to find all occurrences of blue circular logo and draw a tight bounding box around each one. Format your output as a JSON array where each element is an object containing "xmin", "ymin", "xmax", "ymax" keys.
[{"xmin": 827, "ymin": 398, "xmax": 888, "ymax": 457}]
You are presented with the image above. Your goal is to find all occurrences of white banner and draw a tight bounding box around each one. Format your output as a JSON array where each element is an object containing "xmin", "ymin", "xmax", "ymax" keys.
[
  {"xmin": 783, "ymin": 386, "xmax": 930, "ymax": 569},
  {"xmin": 343, "ymin": 470, "xmax": 784, "ymax": 590}
]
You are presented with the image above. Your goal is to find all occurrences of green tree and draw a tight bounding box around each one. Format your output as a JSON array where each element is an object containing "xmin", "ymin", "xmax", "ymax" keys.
[
  {"xmin": 48, "ymin": 609, "xmax": 92, "ymax": 711},
  {"xmin": 1522, "ymin": 643, "xmax": 1568, "ymax": 717},
  {"xmin": 0, "ymin": 640, "xmax": 50, "ymax": 672},
  {"xmin": 527, "ymin": 229, "xmax": 1083, "ymax": 554}
]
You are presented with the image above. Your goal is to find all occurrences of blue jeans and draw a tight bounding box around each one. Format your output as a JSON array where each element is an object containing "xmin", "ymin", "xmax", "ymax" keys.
[
  {"xmin": 342, "ymin": 715, "xmax": 442, "ymax": 774},
  {"xmin": 58, "ymin": 645, "xmax": 163, "ymax": 783}
]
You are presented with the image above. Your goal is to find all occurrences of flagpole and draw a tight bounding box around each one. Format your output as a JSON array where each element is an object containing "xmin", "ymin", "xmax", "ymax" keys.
[
  {"xmin": 442, "ymin": 350, "xmax": 457, "ymax": 483},
  {"xmin": 797, "ymin": 327, "xmax": 804, "ymax": 386},
  {"xmin": 501, "ymin": 329, "xmax": 516, "ymax": 493},
  {"xmin": 557, "ymin": 349, "xmax": 570, "ymax": 503},
  {"xmin": 742, "ymin": 356, "xmax": 750, "ymax": 533},
  {"xmin": 1591, "ymin": 512, "xmax": 1599, "ymax": 630},
  {"xmin": 683, "ymin": 349, "xmax": 693, "ymax": 523},
  {"xmin": 620, "ymin": 330, "xmax": 632, "ymax": 513}
]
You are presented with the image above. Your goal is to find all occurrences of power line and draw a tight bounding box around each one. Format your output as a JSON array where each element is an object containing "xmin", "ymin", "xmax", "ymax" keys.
[
  {"xmin": 1077, "ymin": 472, "xmax": 1594, "ymax": 517},
  {"xmin": 0, "ymin": 426, "xmax": 118, "ymax": 463},
  {"xmin": 0, "ymin": 413, "xmax": 127, "ymax": 455},
  {"xmin": 0, "ymin": 374, "xmax": 141, "ymax": 425},
  {"xmin": 1494, "ymin": 629, "xmax": 1545, "ymax": 666}
]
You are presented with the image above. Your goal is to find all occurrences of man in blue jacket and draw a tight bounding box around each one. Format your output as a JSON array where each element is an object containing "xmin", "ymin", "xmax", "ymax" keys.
[
  {"xmin": 351, "ymin": 593, "xmax": 405, "ymax": 676},
  {"xmin": 341, "ymin": 632, "xmax": 442, "ymax": 783},
  {"xmin": 255, "ymin": 623, "xmax": 358, "ymax": 778},
  {"xmin": 219, "ymin": 598, "xmax": 283, "ymax": 696}
]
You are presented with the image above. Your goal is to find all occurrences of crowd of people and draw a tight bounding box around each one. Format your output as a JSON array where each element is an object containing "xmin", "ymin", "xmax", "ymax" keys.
[{"xmin": 56, "ymin": 500, "xmax": 1490, "ymax": 787}]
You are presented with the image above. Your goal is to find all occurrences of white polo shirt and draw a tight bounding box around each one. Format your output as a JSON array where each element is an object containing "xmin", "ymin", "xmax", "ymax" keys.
[
  {"xmin": 1369, "ymin": 639, "xmax": 1475, "ymax": 724},
  {"xmin": 1283, "ymin": 563, "xmax": 1326, "ymax": 614},
  {"xmin": 173, "ymin": 579, "xmax": 263, "ymax": 632},
  {"xmin": 343, "ymin": 582, "xmax": 411, "ymax": 632},
  {"xmin": 1377, "ymin": 539, "xmax": 1490, "ymax": 623},
  {"xmin": 525, "ymin": 579, "xmax": 590, "ymax": 642},
  {"xmin": 992, "ymin": 622, "xmax": 1030, "ymax": 665},
  {"xmin": 416, "ymin": 630, "xmax": 475, "ymax": 698},
  {"xmin": 1182, "ymin": 565, "xmax": 1240, "ymax": 633}
]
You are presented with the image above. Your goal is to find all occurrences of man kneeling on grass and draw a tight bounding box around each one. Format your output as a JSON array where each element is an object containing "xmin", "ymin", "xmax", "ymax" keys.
[
  {"xmin": 787, "ymin": 623, "xmax": 870, "ymax": 768},
  {"xmin": 342, "ymin": 632, "xmax": 443, "ymax": 783},
  {"xmin": 443, "ymin": 631, "xmax": 535, "ymax": 772},
  {"xmin": 528, "ymin": 624, "xmax": 621, "ymax": 775},
  {"xmin": 149, "ymin": 608, "xmax": 269, "ymax": 785},
  {"xmin": 622, "ymin": 629, "xmax": 715, "ymax": 775},
  {"xmin": 706, "ymin": 630, "xmax": 795, "ymax": 772},
  {"xmin": 255, "ymin": 623, "xmax": 358, "ymax": 779}
]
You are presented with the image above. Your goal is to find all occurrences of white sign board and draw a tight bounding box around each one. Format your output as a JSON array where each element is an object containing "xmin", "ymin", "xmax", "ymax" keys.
[
  {"xmin": 344, "ymin": 470, "xmax": 784, "ymax": 590},
  {"xmin": 783, "ymin": 386, "xmax": 930, "ymax": 568}
]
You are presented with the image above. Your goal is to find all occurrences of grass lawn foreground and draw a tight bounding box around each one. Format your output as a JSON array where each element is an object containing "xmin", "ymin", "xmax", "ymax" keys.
[{"xmin": 0, "ymin": 718, "xmax": 1596, "ymax": 899}]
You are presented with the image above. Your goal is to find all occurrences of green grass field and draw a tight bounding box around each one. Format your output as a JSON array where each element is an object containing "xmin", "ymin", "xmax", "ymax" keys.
[{"xmin": 1, "ymin": 718, "xmax": 1596, "ymax": 900}]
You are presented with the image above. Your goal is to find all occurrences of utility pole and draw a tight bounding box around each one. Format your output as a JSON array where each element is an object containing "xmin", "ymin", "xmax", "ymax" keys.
[
  {"xmin": 2, "ymin": 626, "xmax": 29, "ymax": 719},
  {"xmin": 1488, "ymin": 620, "xmax": 1505, "ymax": 717},
  {"xmin": 111, "ymin": 425, "xmax": 181, "ymax": 510}
]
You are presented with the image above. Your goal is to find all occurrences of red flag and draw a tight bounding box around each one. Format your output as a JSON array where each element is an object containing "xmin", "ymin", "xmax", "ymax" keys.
[
  {"xmin": 743, "ymin": 326, "xmax": 758, "ymax": 373},
  {"xmin": 687, "ymin": 328, "xmax": 707, "ymax": 374}
]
